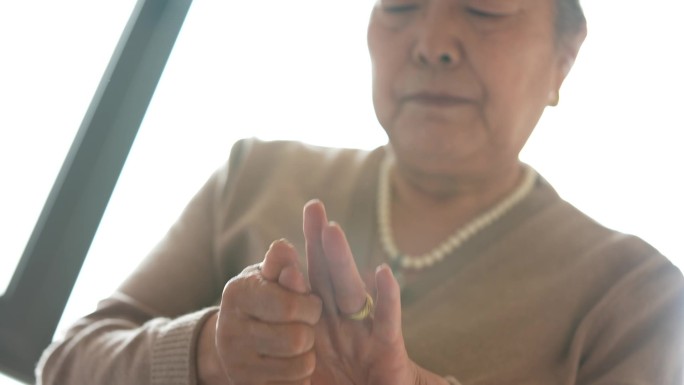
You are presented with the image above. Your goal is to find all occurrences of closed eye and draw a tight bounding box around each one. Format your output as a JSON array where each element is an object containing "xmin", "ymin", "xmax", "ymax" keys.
[
  {"xmin": 382, "ymin": 4, "xmax": 419, "ymax": 14},
  {"xmin": 466, "ymin": 7, "xmax": 508, "ymax": 18}
]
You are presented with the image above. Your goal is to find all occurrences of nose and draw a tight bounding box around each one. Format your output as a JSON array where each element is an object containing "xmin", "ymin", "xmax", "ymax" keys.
[{"xmin": 411, "ymin": 7, "xmax": 462, "ymax": 69}]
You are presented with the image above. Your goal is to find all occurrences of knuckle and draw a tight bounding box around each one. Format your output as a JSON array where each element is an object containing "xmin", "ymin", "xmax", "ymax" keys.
[
  {"xmin": 296, "ymin": 350, "xmax": 316, "ymax": 377},
  {"xmin": 220, "ymin": 276, "xmax": 243, "ymax": 304},
  {"xmin": 221, "ymin": 274, "xmax": 265, "ymax": 314},
  {"xmin": 278, "ymin": 297, "xmax": 300, "ymax": 320},
  {"xmin": 220, "ymin": 280, "xmax": 233, "ymax": 302},
  {"xmin": 306, "ymin": 296, "xmax": 323, "ymax": 324},
  {"xmin": 287, "ymin": 324, "xmax": 314, "ymax": 353}
]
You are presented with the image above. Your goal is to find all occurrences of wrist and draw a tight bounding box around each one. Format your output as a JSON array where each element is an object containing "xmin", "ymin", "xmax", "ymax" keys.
[{"xmin": 196, "ymin": 312, "xmax": 229, "ymax": 385}]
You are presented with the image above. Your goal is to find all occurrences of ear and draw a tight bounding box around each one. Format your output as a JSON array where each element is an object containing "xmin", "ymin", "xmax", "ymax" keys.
[{"xmin": 553, "ymin": 24, "xmax": 587, "ymax": 94}]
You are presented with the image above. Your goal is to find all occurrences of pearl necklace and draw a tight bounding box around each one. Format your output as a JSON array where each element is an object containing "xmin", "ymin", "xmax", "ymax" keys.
[{"xmin": 377, "ymin": 155, "xmax": 538, "ymax": 271}]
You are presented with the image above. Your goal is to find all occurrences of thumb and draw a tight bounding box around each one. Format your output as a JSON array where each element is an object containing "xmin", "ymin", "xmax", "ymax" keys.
[
  {"xmin": 261, "ymin": 239, "xmax": 309, "ymax": 294},
  {"xmin": 260, "ymin": 239, "xmax": 299, "ymax": 282},
  {"xmin": 372, "ymin": 264, "xmax": 403, "ymax": 344},
  {"xmin": 278, "ymin": 264, "xmax": 308, "ymax": 294}
]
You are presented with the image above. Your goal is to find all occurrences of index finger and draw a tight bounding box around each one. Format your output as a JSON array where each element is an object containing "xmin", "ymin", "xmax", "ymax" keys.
[
  {"xmin": 304, "ymin": 200, "xmax": 337, "ymax": 315},
  {"xmin": 321, "ymin": 221, "xmax": 369, "ymax": 316}
]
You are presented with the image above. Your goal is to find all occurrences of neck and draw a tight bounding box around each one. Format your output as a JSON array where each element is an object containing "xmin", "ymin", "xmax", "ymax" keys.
[
  {"xmin": 379, "ymin": 153, "xmax": 531, "ymax": 260},
  {"xmin": 390, "ymin": 157, "xmax": 525, "ymax": 218}
]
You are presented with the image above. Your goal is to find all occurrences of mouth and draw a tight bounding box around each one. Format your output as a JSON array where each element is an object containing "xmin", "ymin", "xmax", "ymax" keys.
[{"xmin": 402, "ymin": 92, "xmax": 475, "ymax": 107}]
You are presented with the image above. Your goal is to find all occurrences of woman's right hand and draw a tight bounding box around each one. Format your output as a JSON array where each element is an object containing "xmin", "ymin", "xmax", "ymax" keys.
[{"xmin": 197, "ymin": 240, "xmax": 323, "ymax": 385}]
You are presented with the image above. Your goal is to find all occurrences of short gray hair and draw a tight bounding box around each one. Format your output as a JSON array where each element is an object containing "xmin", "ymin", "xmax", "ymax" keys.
[{"xmin": 556, "ymin": 0, "xmax": 586, "ymax": 38}]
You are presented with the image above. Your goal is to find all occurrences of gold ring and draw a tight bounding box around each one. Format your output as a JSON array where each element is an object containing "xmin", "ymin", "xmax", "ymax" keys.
[{"xmin": 344, "ymin": 293, "xmax": 374, "ymax": 321}]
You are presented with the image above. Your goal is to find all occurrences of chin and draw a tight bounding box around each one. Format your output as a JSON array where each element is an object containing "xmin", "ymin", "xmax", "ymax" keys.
[
  {"xmin": 390, "ymin": 126, "xmax": 482, "ymax": 164},
  {"xmin": 391, "ymin": 140, "xmax": 471, "ymax": 177},
  {"xmin": 390, "ymin": 139, "xmax": 521, "ymax": 188}
]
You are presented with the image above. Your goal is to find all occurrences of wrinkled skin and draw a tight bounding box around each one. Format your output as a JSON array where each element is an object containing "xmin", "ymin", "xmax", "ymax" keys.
[
  {"xmin": 197, "ymin": 241, "xmax": 322, "ymax": 385},
  {"xmin": 302, "ymin": 200, "xmax": 420, "ymax": 385},
  {"xmin": 198, "ymin": 201, "xmax": 430, "ymax": 385},
  {"xmin": 369, "ymin": 0, "xmax": 584, "ymax": 185}
]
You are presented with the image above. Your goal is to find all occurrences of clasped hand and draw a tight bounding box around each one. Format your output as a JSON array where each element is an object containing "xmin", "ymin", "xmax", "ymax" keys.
[{"xmin": 198, "ymin": 200, "xmax": 428, "ymax": 385}]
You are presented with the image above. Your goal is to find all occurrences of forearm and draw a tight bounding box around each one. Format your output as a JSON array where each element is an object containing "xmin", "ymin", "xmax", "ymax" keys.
[{"xmin": 36, "ymin": 305, "xmax": 217, "ymax": 385}]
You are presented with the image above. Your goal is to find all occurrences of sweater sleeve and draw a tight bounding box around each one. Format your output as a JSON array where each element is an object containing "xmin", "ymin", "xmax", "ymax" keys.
[
  {"xmin": 576, "ymin": 255, "xmax": 684, "ymax": 385},
  {"xmin": 35, "ymin": 139, "xmax": 252, "ymax": 385},
  {"xmin": 36, "ymin": 298, "xmax": 218, "ymax": 385}
]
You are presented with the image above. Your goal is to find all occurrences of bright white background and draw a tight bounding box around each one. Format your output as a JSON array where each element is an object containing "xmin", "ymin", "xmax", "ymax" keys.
[{"xmin": 1, "ymin": 1, "xmax": 683, "ymax": 383}]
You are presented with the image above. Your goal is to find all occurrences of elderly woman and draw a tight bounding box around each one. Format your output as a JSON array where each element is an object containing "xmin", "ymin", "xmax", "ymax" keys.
[{"xmin": 37, "ymin": 0, "xmax": 684, "ymax": 384}]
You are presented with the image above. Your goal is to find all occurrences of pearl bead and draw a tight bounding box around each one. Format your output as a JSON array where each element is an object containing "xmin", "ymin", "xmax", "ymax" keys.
[{"xmin": 378, "ymin": 155, "xmax": 537, "ymax": 276}]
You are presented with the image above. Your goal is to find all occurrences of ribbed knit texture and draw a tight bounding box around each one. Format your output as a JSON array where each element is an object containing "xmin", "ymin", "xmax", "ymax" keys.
[{"xmin": 152, "ymin": 308, "xmax": 218, "ymax": 385}]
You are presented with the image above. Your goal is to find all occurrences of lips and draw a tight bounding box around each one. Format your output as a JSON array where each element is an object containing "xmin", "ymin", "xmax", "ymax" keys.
[{"xmin": 402, "ymin": 92, "xmax": 476, "ymax": 106}]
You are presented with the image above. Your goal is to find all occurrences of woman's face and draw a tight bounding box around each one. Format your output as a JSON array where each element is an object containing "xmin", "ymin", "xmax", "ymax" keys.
[{"xmin": 368, "ymin": 0, "xmax": 580, "ymax": 178}]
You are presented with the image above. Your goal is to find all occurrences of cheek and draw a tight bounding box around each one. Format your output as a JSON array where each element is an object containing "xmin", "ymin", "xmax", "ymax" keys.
[
  {"xmin": 368, "ymin": 29, "xmax": 404, "ymax": 128},
  {"xmin": 477, "ymin": 39, "xmax": 551, "ymax": 96},
  {"xmin": 455, "ymin": 42, "xmax": 554, "ymax": 162},
  {"xmin": 476, "ymin": 43, "xmax": 556, "ymax": 125},
  {"xmin": 371, "ymin": 67, "xmax": 398, "ymax": 129}
]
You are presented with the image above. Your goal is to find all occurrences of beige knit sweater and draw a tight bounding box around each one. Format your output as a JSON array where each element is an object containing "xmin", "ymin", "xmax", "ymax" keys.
[{"xmin": 36, "ymin": 138, "xmax": 684, "ymax": 385}]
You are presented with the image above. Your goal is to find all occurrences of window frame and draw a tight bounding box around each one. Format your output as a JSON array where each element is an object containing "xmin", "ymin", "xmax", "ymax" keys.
[{"xmin": 0, "ymin": 0, "xmax": 192, "ymax": 382}]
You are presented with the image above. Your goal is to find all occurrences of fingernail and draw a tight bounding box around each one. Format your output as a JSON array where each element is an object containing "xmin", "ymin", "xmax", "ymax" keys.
[
  {"xmin": 270, "ymin": 238, "xmax": 292, "ymax": 249},
  {"xmin": 305, "ymin": 198, "xmax": 321, "ymax": 207}
]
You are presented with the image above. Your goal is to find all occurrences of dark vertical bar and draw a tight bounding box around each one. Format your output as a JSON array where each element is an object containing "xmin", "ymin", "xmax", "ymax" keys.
[{"xmin": 0, "ymin": 0, "xmax": 192, "ymax": 382}]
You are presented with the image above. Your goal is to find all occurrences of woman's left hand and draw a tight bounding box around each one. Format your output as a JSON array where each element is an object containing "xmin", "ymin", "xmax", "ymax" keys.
[{"xmin": 301, "ymin": 200, "xmax": 438, "ymax": 385}]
